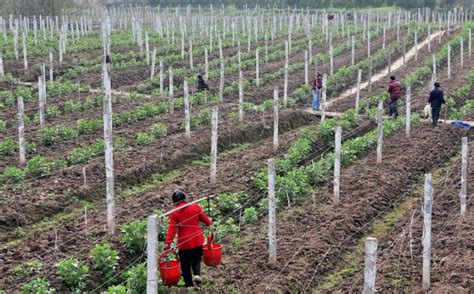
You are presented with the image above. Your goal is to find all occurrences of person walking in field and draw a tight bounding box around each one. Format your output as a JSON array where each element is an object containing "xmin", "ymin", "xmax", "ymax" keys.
[
  {"xmin": 387, "ymin": 75, "xmax": 402, "ymax": 117},
  {"xmin": 197, "ymin": 75, "xmax": 209, "ymax": 92},
  {"xmin": 164, "ymin": 190, "xmax": 212, "ymax": 288},
  {"xmin": 312, "ymin": 73, "xmax": 323, "ymax": 111},
  {"xmin": 428, "ymin": 82, "xmax": 445, "ymax": 128}
]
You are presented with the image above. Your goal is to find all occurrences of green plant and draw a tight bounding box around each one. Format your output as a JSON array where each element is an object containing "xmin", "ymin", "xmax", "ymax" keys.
[
  {"xmin": 91, "ymin": 243, "xmax": 119, "ymax": 283},
  {"xmin": 46, "ymin": 105, "xmax": 61, "ymax": 119},
  {"xmin": 56, "ymin": 258, "xmax": 89, "ymax": 290},
  {"xmin": 22, "ymin": 277, "xmax": 55, "ymax": 294},
  {"xmin": 1, "ymin": 167, "xmax": 26, "ymax": 184},
  {"xmin": 26, "ymin": 155, "xmax": 66, "ymax": 177},
  {"xmin": 103, "ymin": 284, "xmax": 126, "ymax": 294},
  {"xmin": 243, "ymin": 207, "xmax": 258, "ymax": 224},
  {"xmin": 11, "ymin": 259, "xmax": 43, "ymax": 277},
  {"xmin": 122, "ymin": 262, "xmax": 146, "ymax": 294},
  {"xmin": 197, "ymin": 108, "xmax": 212, "ymax": 125},
  {"xmin": 120, "ymin": 220, "xmax": 147, "ymax": 254},
  {"xmin": 0, "ymin": 120, "xmax": 6, "ymax": 132},
  {"xmin": 136, "ymin": 132, "xmax": 155, "ymax": 145},
  {"xmin": 0, "ymin": 138, "xmax": 16, "ymax": 155},
  {"xmin": 150, "ymin": 123, "xmax": 167, "ymax": 139}
]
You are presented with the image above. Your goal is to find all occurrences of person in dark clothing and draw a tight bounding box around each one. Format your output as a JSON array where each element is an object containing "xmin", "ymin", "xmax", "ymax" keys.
[
  {"xmin": 105, "ymin": 54, "xmax": 112, "ymax": 71},
  {"xmin": 312, "ymin": 73, "xmax": 323, "ymax": 110},
  {"xmin": 428, "ymin": 82, "xmax": 445, "ymax": 127},
  {"xmin": 164, "ymin": 190, "xmax": 212, "ymax": 288},
  {"xmin": 197, "ymin": 75, "xmax": 209, "ymax": 92},
  {"xmin": 387, "ymin": 76, "xmax": 402, "ymax": 117}
]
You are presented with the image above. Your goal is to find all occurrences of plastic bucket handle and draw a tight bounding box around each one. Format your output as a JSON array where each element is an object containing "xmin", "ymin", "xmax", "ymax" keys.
[{"xmin": 158, "ymin": 249, "xmax": 179, "ymax": 266}]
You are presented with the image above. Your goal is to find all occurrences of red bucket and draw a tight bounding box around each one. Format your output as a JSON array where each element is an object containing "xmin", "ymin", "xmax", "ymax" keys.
[
  {"xmin": 158, "ymin": 250, "xmax": 181, "ymax": 286},
  {"xmin": 203, "ymin": 233, "xmax": 222, "ymax": 267}
]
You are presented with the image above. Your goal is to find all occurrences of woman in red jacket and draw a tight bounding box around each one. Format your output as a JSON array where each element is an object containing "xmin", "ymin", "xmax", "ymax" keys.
[{"xmin": 164, "ymin": 190, "xmax": 212, "ymax": 288}]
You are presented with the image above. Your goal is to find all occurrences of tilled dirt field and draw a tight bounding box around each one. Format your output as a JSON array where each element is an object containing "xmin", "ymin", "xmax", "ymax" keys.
[
  {"xmin": 331, "ymin": 136, "xmax": 473, "ymax": 293},
  {"xmin": 204, "ymin": 123, "xmax": 466, "ymax": 292}
]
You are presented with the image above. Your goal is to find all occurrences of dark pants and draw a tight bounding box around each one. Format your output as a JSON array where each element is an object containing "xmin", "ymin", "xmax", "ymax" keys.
[
  {"xmin": 178, "ymin": 246, "xmax": 203, "ymax": 287},
  {"xmin": 431, "ymin": 108, "xmax": 441, "ymax": 127},
  {"xmin": 389, "ymin": 99, "xmax": 399, "ymax": 117}
]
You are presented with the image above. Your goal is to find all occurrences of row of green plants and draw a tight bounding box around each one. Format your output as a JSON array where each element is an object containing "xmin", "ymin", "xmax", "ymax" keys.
[
  {"xmin": 358, "ymin": 22, "xmax": 474, "ymax": 115},
  {"xmin": 0, "ymin": 155, "xmax": 67, "ymax": 184},
  {"xmin": 449, "ymin": 70, "xmax": 474, "ymax": 120}
]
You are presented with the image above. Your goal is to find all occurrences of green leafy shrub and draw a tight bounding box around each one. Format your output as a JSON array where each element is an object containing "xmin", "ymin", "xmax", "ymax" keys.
[
  {"xmin": 91, "ymin": 243, "xmax": 119, "ymax": 283},
  {"xmin": 22, "ymin": 277, "xmax": 55, "ymax": 294},
  {"xmin": 11, "ymin": 259, "xmax": 43, "ymax": 277},
  {"xmin": 26, "ymin": 155, "xmax": 66, "ymax": 177},
  {"xmin": 121, "ymin": 263, "xmax": 146, "ymax": 294},
  {"xmin": 56, "ymin": 258, "xmax": 89, "ymax": 291},
  {"xmin": 136, "ymin": 132, "xmax": 154, "ymax": 145},
  {"xmin": 76, "ymin": 118, "xmax": 102, "ymax": 135},
  {"xmin": 243, "ymin": 207, "xmax": 258, "ymax": 224},
  {"xmin": 150, "ymin": 123, "xmax": 167, "ymax": 139},
  {"xmin": 46, "ymin": 105, "xmax": 61, "ymax": 119},
  {"xmin": 1, "ymin": 167, "xmax": 26, "ymax": 184},
  {"xmin": 197, "ymin": 108, "xmax": 212, "ymax": 126},
  {"xmin": 120, "ymin": 220, "xmax": 147, "ymax": 254},
  {"xmin": 103, "ymin": 284, "xmax": 126, "ymax": 294},
  {"xmin": 0, "ymin": 138, "xmax": 16, "ymax": 155},
  {"xmin": 0, "ymin": 120, "xmax": 6, "ymax": 132}
]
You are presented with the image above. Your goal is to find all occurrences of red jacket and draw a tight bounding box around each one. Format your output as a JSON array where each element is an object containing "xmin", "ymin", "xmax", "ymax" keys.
[
  {"xmin": 388, "ymin": 80, "xmax": 402, "ymax": 100},
  {"xmin": 165, "ymin": 202, "xmax": 212, "ymax": 250},
  {"xmin": 312, "ymin": 77, "xmax": 323, "ymax": 90}
]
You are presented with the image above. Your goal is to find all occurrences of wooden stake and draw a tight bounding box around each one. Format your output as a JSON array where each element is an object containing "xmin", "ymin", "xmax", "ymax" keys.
[
  {"xmin": 18, "ymin": 96, "xmax": 25, "ymax": 164},
  {"xmin": 268, "ymin": 158, "xmax": 277, "ymax": 264},
  {"xmin": 422, "ymin": 173, "xmax": 433, "ymax": 291},
  {"xmin": 273, "ymin": 89, "xmax": 279, "ymax": 153},
  {"xmin": 460, "ymin": 137, "xmax": 468, "ymax": 217},
  {"xmin": 363, "ymin": 237, "xmax": 378, "ymax": 294},
  {"xmin": 210, "ymin": 107, "xmax": 218, "ymax": 185},
  {"xmin": 184, "ymin": 80, "xmax": 191, "ymax": 139},
  {"xmin": 376, "ymin": 101, "xmax": 383, "ymax": 164},
  {"xmin": 146, "ymin": 215, "xmax": 158, "ymax": 294},
  {"xmin": 333, "ymin": 126, "xmax": 342, "ymax": 204}
]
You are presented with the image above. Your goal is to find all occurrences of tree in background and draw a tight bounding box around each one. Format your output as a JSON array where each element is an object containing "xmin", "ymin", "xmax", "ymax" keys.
[{"xmin": 0, "ymin": 0, "xmax": 76, "ymax": 16}]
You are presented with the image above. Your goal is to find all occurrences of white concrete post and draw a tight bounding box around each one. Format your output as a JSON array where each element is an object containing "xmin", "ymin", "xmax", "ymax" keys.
[
  {"xmin": 38, "ymin": 77, "xmax": 45, "ymax": 127},
  {"xmin": 406, "ymin": 84, "xmax": 411, "ymax": 138},
  {"xmin": 219, "ymin": 60, "xmax": 224, "ymax": 103},
  {"xmin": 146, "ymin": 215, "xmax": 158, "ymax": 294},
  {"xmin": 447, "ymin": 45, "xmax": 451, "ymax": 80},
  {"xmin": 189, "ymin": 39, "xmax": 193, "ymax": 69},
  {"xmin": 460, "ymin": 137, "xmax": 468, "ymax": 216},
  {"xmin": 422, "ymin": 173, "xmax": 433, "ymax": 291},
  {"xmin": 304, "ymin": 50, "xmax": 309, "ymax": 86},
  {"xmin": 321, "ymin": 74, "xmax": 327, "ymax": 121},
  {"xmin": 150, "ymin": 48, "xmax": 156, "ymax": 79},
  {"xmin": 159, "ymin": 60, "xmax": 164, "ymax": 94},
  {"xmin": 256, "ymin": 48, "xmax": 260, "ymax": 86},
  {"xmin": 414, "ymin": 31, "xmax": 418, "ymax": 61},
  {"xmin": 377, "ymin": 101, "xmax": 383, "ymax": 164},
  {"xmin": 460, "ymin": 37, "xmax": 464, "ymax": 69},
  {"xmin": 355, "ymin": 69, "xmax": 362, "ymax": 114},
  {"xmin": 22, "ymin": 32, "xmax": 27, "ymax": 71},
  {"xmin": 103, "ymin": 66, "xmax": 115, "ymax": 235},
  {"xmin": 284, "ymin": 41, "xmax": 289, "ymax": 108},
  {"xmin": 184, "ymin": 80, "xmax": 191, "ymax": 139},
  {"xmin": 239, "ymin": 69, "xmax": 244, "ymax": 121},
  {"xmin": 0, "ymin": 51, "xmax": 4, "ymax": 79},
  {"xmin": 268, "ymin": 158, "xmax": 277, "ymax": 264},
  {"xmin": 169, "ymin": 67, "xmax": 174, "ymax": 113},
  {"xmin": 362, "ymin": 237, "xmax": 378, "ymax": 294},
  {"xmin": 18, "ymin": 96, "xmax": 26, "ymax": 164},
  {"xmin": 368, "ymin": 56, "xmax": 373, "ymax": 93},
  {"xmin": 273, "ymin": 89, "xmax": 279, "ymax": 153},
  {"xmin": 49, "ymin": 50, "xmax": 54, "ymax": 81},
  {"xmin": 351, "ymin": 35, "xmax": 355, "ymax": 65},
  {"xmin": 329, "ymin": 45, "xmax": 334, "ymax": 76},
  {"xmin": 205, "ymin": 47, "xmax": 209, "ymax": 80},
  {"xmin": 210, "ymin": 107, "xmax": 218, "ymax": 185},
  {"xmin": 333, "ymin": 126, "xmax": 342, "ymax": 204}
]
